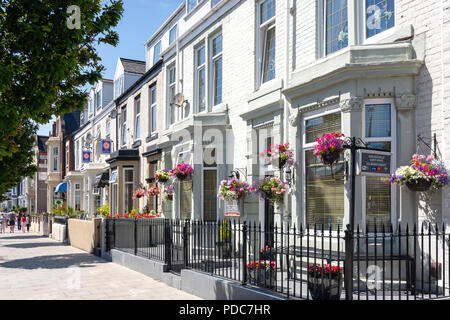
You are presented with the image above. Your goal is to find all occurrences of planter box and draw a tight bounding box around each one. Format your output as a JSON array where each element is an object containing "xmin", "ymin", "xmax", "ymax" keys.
[
  {"xmin": 307, "ymin": 277, "xmax": 343, "ymax": 300},
  {"xmin": 248, "ymin": 270, "xmax": 276, "ymax": 289}
]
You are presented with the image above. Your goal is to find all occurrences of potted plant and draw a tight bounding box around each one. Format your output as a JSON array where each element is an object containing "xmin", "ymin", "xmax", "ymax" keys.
[
  {"xmin": 260, "ymin": 142, "xmax": 297, "ymax": 169},
  {"xmin": 155, "ymin": 169, "xmax": 171, "ymax": 184},
  {"xmin": 97, "ymin": 203, "xmax": 110, "ymax": 218},
  {"xmin": 147, "ymin": 186, "xmax": 161, "ymax": 196},
  {"xmin": 247, "ymin": 260, "xmax": 276, "ymax": 289},
  {"xmin": 216, "ymin": 220, "xmax": 232, "ymax": 259},
  {"xmin": 307, "ymin": 263, "xmax": 343, "ymax": 300},
  {"xmin": 389, "ymin": 154, "xmax": 449, "ymax": 193},
  {"xmin": 162, "ymin": 185, "xmax": 174, "ymax": 202},
  {"xmin": 313, "ymin": 132, "xmax": 346, "ymax": 166},
  {"xmin": 171, "ymin": 163, "xmax": 194, "ymax": 181},
  {"xmin": 260, "ymin": 245, "xmax": 275, "ymax": 261},
  {"xmin": 250, "ymin": 176, "xmax": 288, "ymax": 207}
]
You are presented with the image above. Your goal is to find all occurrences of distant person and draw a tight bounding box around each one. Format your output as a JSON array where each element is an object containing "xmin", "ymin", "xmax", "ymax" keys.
[
  {"xmin": 0, "ymin": 214, "xmax": 3, "ymax": 234},
  {"xmin": 17, "ymin": 213, "xmax": 21, "ymax": 231},
  {"xmin": 26, "ymin": 215, "xmax": 30, "ymax": 232},
  {"xmin": 21, "ymin": 215, "xmax": 26, "ymax": 233},
  {"xmin": 9, "ymin": 214, "xmax": 15, "ymax": 233}
]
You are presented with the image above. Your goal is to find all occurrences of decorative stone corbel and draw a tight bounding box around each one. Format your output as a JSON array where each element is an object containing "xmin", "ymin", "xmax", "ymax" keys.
[
  {"xmin": 395, "ymin": 95, "xmax": 416, "ymax": 110},
  {"xmin": 340, "ymin": 97, "xmax": 363, "ymax": 113},
  {"xmin": 289, "ymin": 108, "xmax": 299, "ymax": 127}
]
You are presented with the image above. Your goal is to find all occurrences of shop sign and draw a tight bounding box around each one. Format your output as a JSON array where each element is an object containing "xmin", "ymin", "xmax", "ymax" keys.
[
  {"xmin": 101, "ymin": 139, "xmax": 111, "ymax": 154},
  {"xmin": 82, "ymin": 151, "xmax": 91, "ymax": 163},
  {"xmin": 225, "ymin": 200, "xmax": 241, "ymax": 217},
  {"xmin": 357, "ymin": 150, "xmax": 391, "ymax": 177}
]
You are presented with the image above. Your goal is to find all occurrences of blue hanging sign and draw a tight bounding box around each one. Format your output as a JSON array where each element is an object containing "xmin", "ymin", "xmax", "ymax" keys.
[
  {"xmin": 101, "ymin": 139, "xmax": 112, "ymax": 154},
  {"xmin": 82, "ymin": 151, "xmax": 91, "ymax": 163}
]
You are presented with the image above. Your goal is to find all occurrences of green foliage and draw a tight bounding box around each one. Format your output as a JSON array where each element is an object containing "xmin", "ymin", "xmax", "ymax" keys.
[
  {"xmin": 12, "ymin": 205, "xmax": 27, "ymax": 214},
  {"xmin": 219, "ymin": 220, "xmax": 231, "ymax": 243},
  {"xmin": 97, "ymin": 203, "xmax": 110, "ymax": 218},
  {"xmin": 0, "ymin": 0, "xmax": 124, "ymax": 200}
]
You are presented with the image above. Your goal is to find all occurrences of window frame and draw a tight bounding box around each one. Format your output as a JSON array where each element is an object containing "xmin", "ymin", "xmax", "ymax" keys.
[
  {"xmin": 360, "ymin": 0, "xmax": 396, "ymax": 44},
  {"xmin": 210, "ymin": 32, "xmax": 223, "ymax": 107},
  {"xmin": 123, "ymin": 167, "xmax": 134, "ymax": 214},
  {"xmin": 195, "ymin": 44, "xmax": 207, "ymax": 114},
  {"xmin": 301, "ymin": 105, "xmax": 344, "ymax": 234},
  {"xmin": 121, "ymin": 107, "xmax": 127, "ymax": 147},
  {"xmin": 149, "ymin": 85, "xmax": 157, "ymax": 134},
  {"xmin": 134, "ymin": 95, "xmax": 141, "ymax": 141},
  {"xmin": 321, "ymin": 0, "xmax": 349, "ymax": 57},
  {"xmin": 257, "ymin": 0, "xmax": 276, "ymax": 87},
  {"xmin": 361, "ymin": 98, "xmax": 397, "ymax": 234},
  {"xmin": 169, "ymin": 24, "xmax": 178, "ymax": 45},
  {"xmin": 153, "ymin": 41, "xmax": 161, "ymax": 65},
  {"xmin": 52, "ymin": 146, "xmax": 59, "ymax": 172},
  {"xmin": 167, "ymin": 64, "xmax": 177, "ymax": 127}
]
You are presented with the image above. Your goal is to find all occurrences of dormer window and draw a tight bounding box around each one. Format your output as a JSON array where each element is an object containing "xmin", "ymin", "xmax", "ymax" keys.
[
  {"xmin": 95, "ymin": 90, "xmax": 102, "ymax": 110},
  {"xmin": 153, "ymin": 41, "xmax": 161, "ymax": 65},
  {"xmin": 115, "ymin": 76, "xmax": 124, "ymax": 99},
  {"xmin": 187, "ymin": 0, "xmax": 200, "ymax": 13}
]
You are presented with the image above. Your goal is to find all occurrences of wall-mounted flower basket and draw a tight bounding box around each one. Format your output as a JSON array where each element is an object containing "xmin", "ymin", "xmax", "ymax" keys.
[
  {"xmin": 389, "ymin": 154, "xmax": 449, "ymax": 193},
  {"xmin": 217, "ymin": 178, "xmax": 250, "ymax": 202},
  {"xmin": 260, "ymin": 142, "xmax": 297, "ymax": 170},
  {"xmin": 313, "ymin": 133, "xmax": 345, "ymax": 167},
  {"xmin": 171, "ymin": 163, "xmax": 194, "ymax": 182},
  {"xmin": 250, "ymin": 176, "xmax": 288, "ymax": 205},
  {"xmin": 155, "ymin": 169, "xmax": 171, "ymax": 184}
]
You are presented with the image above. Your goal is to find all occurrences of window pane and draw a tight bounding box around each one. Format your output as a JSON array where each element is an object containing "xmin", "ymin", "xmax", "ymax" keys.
[
  {"xmin": 212, "ymin": 34, "xmax": 222, "ymax": 56},
  {"xmin": 260, "ymin": 0, "xmax": 275, "ymax": 24},
  {"xmin": 152, "ymin": 106, "xmax": 157, "ymax": 132},
  {"xmin": 122, "ymin": 123, "xmax": 126, "ymax": 145},
  {"xmin": 366, "ymin": 141, "xmax": 391, "ymax": 152},
  {"xmin": 305, "ymin": 150, "xmax": 345, "ymax": 230},
  {"xmin": 262, "ymin": 27, "xmax": 275, "ymax": 83},
  {"xmin": 169, "ymin": 25, "xmax": 177, "ymax": 45},
  {"xmin": 198, "ymin": 67, "xmax": 206, "ymax": 112},
  {"xmin": 125, "ymin": 183, "xmax": 133, "ymax": 213},
  {"xmin": 326, "ymin": 0, "xmax": 348, "ymax": 55},
  {"xmin": 135, "ymin": 115, "xmax": 140, "ymax": 139},
  {"xmin": 153, "ymin": 41, "xmax": 161, "ymax": 65},
  {"xmin": 214, "ymin": 57, "xmax": 222, "ymax": 105},
  {"xmin": 366, "ymin": 0, "xmax": 395, "ymax": 38},
  {"xmin": 203, "ymin": 170, "xmax": 217, "ymax": 222},
  {"xmin": 187, "ymin": 0, "xmax": 197, "ymax": 12},
  {"xmin": 365, "ymin": 104, "xmax": 391, "ymax": 138},
  {"xmin": 305, "ymin": 112, "xmax": 341, "ymax": 144},
  {"xmin": 366, "ymin": 176, "xmax": 392, "ymax": 232},
  {"xmin": 197, "ymin": 46, "xmax": 205, "ymax": 66},
  {"xmin": 124, "ymin": 169, "xmax": 133, "ymax": 183}
]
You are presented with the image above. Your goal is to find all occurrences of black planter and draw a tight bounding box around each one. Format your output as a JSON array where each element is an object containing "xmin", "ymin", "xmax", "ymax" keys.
[
  {"xmin": 307, "ymin": 277, "xmax": 343, "ymax": 300},
  {"xmin": 406, "ymin": 179, "xmax": 432, "ymax": 192},
  {"xmin": 248, "ymin": 269, "xmax": 275, "ymax": 289}
]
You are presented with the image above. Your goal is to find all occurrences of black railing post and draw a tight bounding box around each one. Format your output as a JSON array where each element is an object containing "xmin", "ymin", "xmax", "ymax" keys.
[
  {"xmin": 344, "ymin": 224, "xmax": 353, "ymax": 300},
  {"xmin": 242, "ymin": 221, "xmax": 248, "ymax": 285},
  {"xmin": 113, "ymin": 218, "xmax": 116, "ymax": 249},
  {"xmin": 164, "ymin": 219, "xmax": 172, "ymax": 269},
  {"xmin": 183, "ymin": 219, "xmax": 190, "ymax": 268},
  {"xmin": 134, "ymin": 218, "xmax": 138, "ymax": 256},
  {"xmin": 105, "ymin": 218, "xmax": 110, "ymax": 252}
]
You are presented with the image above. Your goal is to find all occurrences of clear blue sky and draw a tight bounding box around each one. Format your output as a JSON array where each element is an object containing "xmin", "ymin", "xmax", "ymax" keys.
[{"xmin": 37, "ymin": 0, "xmax": 182, "ymax": 136}]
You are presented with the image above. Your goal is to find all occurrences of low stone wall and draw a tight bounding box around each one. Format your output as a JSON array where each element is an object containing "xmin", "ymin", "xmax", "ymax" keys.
[{"xmin": 68, "ymin": 218, "xmax": 101, "ymax": 254}]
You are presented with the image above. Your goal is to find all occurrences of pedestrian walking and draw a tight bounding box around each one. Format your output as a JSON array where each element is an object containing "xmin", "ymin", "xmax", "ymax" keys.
[
  {"xmin": 26, "ymin": 215, "xmax": 31, "ymax": 232},
  {"xmin": 21, "ymin": 215, "xmax": 26, "ymax": 233},
  {"xmin": 9, "ymin": 214, "xmax": 15, "ymax": 233},
  {"xmin": 17, "ymin": 213, "xmax": 21, "ymax": 231}
]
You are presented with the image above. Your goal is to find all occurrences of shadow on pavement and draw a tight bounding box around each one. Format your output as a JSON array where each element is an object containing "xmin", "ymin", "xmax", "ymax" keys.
[
  {"xmin": 0, "ymin": 253, "xmax": 108, "ymax": 270},
  {"xmin": 3, "ymin": 242, "xmax": 64, "ymax": 249},
  {"xmin": 0, "ymin": 235, "xmax": 46, "ymax": 241}
]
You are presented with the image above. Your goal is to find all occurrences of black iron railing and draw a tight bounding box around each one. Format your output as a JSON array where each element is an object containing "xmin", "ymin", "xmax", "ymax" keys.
[{"xmin": 105, "ymin": 218, "xmax": 450, "ymax": 300}]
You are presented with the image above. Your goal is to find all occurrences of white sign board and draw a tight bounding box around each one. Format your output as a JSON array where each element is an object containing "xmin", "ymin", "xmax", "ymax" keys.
[{"xmin": 357, "ymin": 150, "xmax": 392, "ymax": 177}]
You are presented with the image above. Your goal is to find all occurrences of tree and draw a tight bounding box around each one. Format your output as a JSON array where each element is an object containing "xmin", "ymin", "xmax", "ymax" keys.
[{"xmin": 0, "ymin": 0, "xmax": 124, "ymax": 199}]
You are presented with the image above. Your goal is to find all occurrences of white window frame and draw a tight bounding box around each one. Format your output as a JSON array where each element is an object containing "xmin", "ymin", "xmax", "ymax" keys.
[
  {"xmin": 195, "ymin": 44, "xmax": 207, "ymax": 114},
  {"xmin": 361, "ymin": 98, "xmax": 397, "ymax": 234},
  {"xmin": 301, "ymin": 105, "xmax": 344, "ymax": 235},
  {"xmin": 210, "ymin": 32, "xmax": 223, "ymax": 107},
  {"xmin": 123, "ymin": 167, "xmax": 134, "ymax": 214},
  {"xmin": 149, "ymin": 86, "xmax": 157, "ymax": 134},
  {"xmin": 257, "ymin": 0, "xmax": 276, "ymax": 88},
  {"xmin": 167, "ymin": 64, "xmax": 176, "ymax": 127},
  {"xmin": 186, "ymin": 0, "xmax": 201, "ymax": 13},
  {"xmin": 169, "ymin": 24, "xmax": 178, "ymax": 45},
  {"xmin": 74, "ymin": 183, "xmax": 81, "ymax": 211},
  {"xmin": 134, "ymin": 95, "xmax": 141, "ymax": 141},
  {"xmin": 359, "ymin": 0, "xmax": 396, "ymax": 45},
  {"xmin": 52, "ymin": 147, "xmax": 59, "ymax": 172},
  {"xmin": 153, "ymin": 41, "xmax": 161, "ymax": 65},
  {"xmin": 121, "ymin": 107, "xmax": 127, "ymax": 147},
  {"xmin": 319, "ymin": 0, "xmax": 350, "ymax": 58}
]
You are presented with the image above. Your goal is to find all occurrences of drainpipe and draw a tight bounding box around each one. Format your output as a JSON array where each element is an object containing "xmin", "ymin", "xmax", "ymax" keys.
[{"xmin": 283, "ymin": 0, "xmax": 291, "ymax": 230}]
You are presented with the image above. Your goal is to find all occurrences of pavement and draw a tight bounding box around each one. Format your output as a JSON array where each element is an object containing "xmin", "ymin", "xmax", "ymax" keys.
[{"xmin": 0, "ymin": 229, "xmax": 202, "ymax": 300}]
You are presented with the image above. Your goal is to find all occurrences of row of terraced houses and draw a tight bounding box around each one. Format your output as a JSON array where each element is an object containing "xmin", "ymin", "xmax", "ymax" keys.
[{"xmin": 3, "ymin": 0, "xmax": 450, "ymax": 236}]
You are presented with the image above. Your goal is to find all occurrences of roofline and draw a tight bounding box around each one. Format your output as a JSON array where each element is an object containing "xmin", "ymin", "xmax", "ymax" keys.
[
  {"xmin": 119, "ymin": 57, "xmax": 145, "ymax": 64},
  {"xmin": 144, "ymin": 2, "xmax": 186, "ymax": 47}
]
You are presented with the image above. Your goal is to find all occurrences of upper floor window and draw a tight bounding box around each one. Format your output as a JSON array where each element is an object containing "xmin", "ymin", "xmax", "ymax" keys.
[
  {"xmin": 121, "ymin": 107, "xmax": 127, "ymax": 146},
  {"xmin": 66, "ymin": 148, "xmax": 69, "ymax": 168},
  {"xmin": 365, "ymin": 0, "xmax": 395, "ymax": 39},
  {"xmin": 259, "ymin": 0, "xmax": 275, "ymax": 85},
  {"xmin": 211, "ymin": 33, "xmax": 222, "ymax": 106},
  {"xmin": 150, "ymin": 86, "xmax": 157, "ymax": 134},
  {"xmin": 169, "ymin": 25, "xmax": 177, "ymax": 45},
  {"xmin": 187, "ymin": 0, "xmax": 200, "ymax": 13},
  {"xmin": 89, "ymin": 99, "xmax": 93, "ymax": 115},
  {"xmin": 195, "ymin": 45, "xmax": 206, "ymax": 113},
  {"xmin": 167, "ymin": 65, "xmax": 176, "ymax": 126},
  {"xmin": 52, "ymin": 147, "xmax": 59, "ymax": 172},
  {"xmin": 75, "ymin": 141, "xmax": 79, "ymax": 170},
  {"xmin": 115, "ymin": 76, "xmax": 124, "ymax": 99},
  {"xmin": 106, "ymin": 119, "xmax": 111, "ymax": 136},
  {"xmin": 153, "ymin": 41, "xmax": 161, "ymax": 65},
  {"xmin": 95, "ymin": 90, "xmax": 102, "ymax": 110},
  {"xmin": 134, "ymin": 95, "xmax": 141, "ymax": 140},
  {"xmin": 323, "ymin": 0, "xmax": 348, "ymax": 55}
]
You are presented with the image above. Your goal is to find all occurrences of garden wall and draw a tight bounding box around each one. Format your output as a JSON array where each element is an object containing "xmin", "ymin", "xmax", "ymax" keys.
[{"xmin": 67, "ymin": 218, "xmax": 101, "ymax": 253}]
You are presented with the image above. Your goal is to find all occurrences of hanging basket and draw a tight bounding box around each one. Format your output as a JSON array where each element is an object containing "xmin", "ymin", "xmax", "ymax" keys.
[
  {"xmin": 320, "ymin": 151, "xmax": 342, "ymax": 166},
  {"xmin": 156, "ymin": 177, "xmax": 169, "ymax": 184},
  {"xmin": 406, "ymin": 179, "xmax": 432, "ymax": 192},
  {"xmin": 278, "ymin": 158, "xmax": 287, "ymax": 170}
]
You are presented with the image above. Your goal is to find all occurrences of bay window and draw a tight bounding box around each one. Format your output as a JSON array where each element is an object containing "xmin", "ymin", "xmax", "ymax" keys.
[
  {"xmin": 195, "ymin": 45, "xmax": 206, "ymax": 113},
  {"xmin": 363, "ymin": 101, "xmax": 395, "ymax": 233},
  {"xmin": 303, "ymin": 110, "xmax": 344, "ymax": 230},
  {"xmin": 365, "ymin": 0, "xmax": 395, "ymax": 39},
  {"xmin": 123, "ymin": 168, "xmax": 134, "ymax": 214},
  {"xmin": 259, "ymin": 0, "xmax": 275, "ymax": 84},
  {"xmin": 211, "ymin": 33, "xmax": 222, "ymax": 106},
  {"xmin": 135, "ymin": 95, "xmax": 141, "ymax": 140}
]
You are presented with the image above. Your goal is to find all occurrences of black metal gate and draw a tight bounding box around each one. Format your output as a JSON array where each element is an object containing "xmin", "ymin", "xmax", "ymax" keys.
[{"xmin": 165, "ymin": 219, "xmax": 189, "ymax": 274}]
